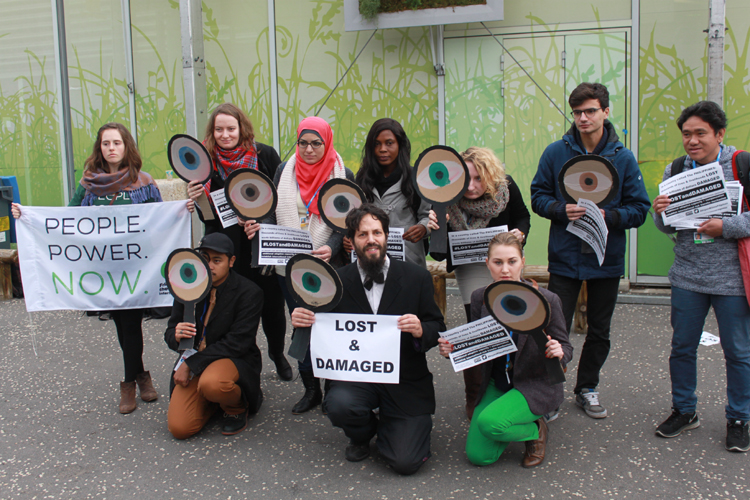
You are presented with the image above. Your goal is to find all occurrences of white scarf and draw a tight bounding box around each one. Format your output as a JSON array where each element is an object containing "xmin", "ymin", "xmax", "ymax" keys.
[{"xmin": 276, "ymin": 152, "xmax": 346, "ymax": 250}]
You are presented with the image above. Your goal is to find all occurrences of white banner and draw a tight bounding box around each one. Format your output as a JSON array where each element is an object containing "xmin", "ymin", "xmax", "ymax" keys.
[
  {"xmin": 311, "ymin": 312, "xmax": 401, "ymax": 384},
  {"xmin": 566, "ymin": 198, "xmax": 609, "ymax": 266},
  {"xmin": 448, "ymin": 225, "xmax": 508, "ymax": 266},
  {"xmin": 16, "ymin": 201, "xmax": 191, "ymax": 312},
  {"xmin": 351, "ymin": 226, "xmax": 405, "ymax": 262},
  {"xmin": 441, "ymin": 315, "xmax": 517, "ymax": 372},
  {"xmin": 659, "ymin": 162, "xmax": 731, "ymax": 225}
]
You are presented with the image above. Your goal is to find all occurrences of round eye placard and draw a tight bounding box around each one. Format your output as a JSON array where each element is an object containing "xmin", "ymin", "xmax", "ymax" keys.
[
  {"xmin": 224, "ymin": 169, "xmax": 278, "ymax": 220},
  {"xmin": 412, "ymin": 146, "xmax": 469, "ymax": 206},
  {"xmin": 165, "ymin": 249, "xmax": 213, "ymax": 304},
  {"xmin": 317, "ymin": 179, "xmax": 366, "ymax": 233},
  {"xmin": 484, "ymin": 280, "xmax": 550, "ymax": 333},
  {"xmin": 167, "ymin": 134, "xmax": 213, "ymax": 184},
  {"xmin": 558, "ymin": 155, "xmax": 620, "ymax": 207},
  {"xmin": 285, "ymin": 254, "xmax": 343, "ymax": 312}
]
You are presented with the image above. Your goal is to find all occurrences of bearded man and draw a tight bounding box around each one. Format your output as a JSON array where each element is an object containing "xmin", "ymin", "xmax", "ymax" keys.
[{"xmin": 290, "ymin": 204, "xmax": 445, "ymax": 475}]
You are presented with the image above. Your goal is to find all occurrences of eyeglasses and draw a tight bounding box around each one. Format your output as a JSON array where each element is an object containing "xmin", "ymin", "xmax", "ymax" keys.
[
  {"xmin": 297, "ymin": 140, "xmax": 324, "ymax": 150},
  {"xmin": 570, "ymin": 108, "xmax": 602, "ymax": 118}
]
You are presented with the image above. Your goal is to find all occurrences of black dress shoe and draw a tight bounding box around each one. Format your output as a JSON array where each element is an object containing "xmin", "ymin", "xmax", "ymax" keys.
[
  {"xmin": 271, "ymin": 353, "xmax": 294, "ymax": 381},
  {"xmin": 221, "ymin": 408, "xmax": 249, "ymax": 436},
  {"xmin": 345, "ymin": 441, "xmax": 370, "ymax": 462}
]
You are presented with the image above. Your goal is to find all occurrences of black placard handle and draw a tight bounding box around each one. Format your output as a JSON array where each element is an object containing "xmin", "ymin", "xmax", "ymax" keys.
[
  {"xmin": 429, "ymin": 206, "xmax": 448, "ymax": 254},
  {"xmin": 178, "ymin": 300, "xmax": 197, "ymax": 351}
]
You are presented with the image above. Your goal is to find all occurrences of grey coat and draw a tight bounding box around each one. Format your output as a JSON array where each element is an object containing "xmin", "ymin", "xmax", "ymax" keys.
[
  {"xmin": 470, "ymin": 284, "xmax": 573, "ymax": 416},
  {"xmin": 653, "ymin": 145, "xmax": 750, "ymax": 296},
  {"xmin": 371, "ymin": 183, "xmax": 431, "ymax": 267}
]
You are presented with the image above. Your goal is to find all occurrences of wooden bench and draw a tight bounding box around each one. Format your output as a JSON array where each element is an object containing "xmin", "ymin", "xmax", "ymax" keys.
[
  {"xmin": 0, "ymin": 249, "xmax": 18, "ymax": 300},
  {"xmin": 427, "ymin": 261, "xmax": 588, "ymax": 334}
]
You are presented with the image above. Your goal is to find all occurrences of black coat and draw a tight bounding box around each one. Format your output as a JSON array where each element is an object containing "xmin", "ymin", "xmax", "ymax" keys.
[
  {"xmin": 470, "ymin": 284, "xmax": 573, "ymax": 416},
  {"xmin": 200, "ymin": 142, "xmax": 281, "ymax": 277},
  {"xmin": 434, "ymin": 175, "xmax": 531, "ymax": 272},
  {"xmin": 165, "ymin": 270, "xmax": 263, "ymax": 403},
  {"xmin": 332, "ymin": 259, "xmax": 446, "ymax": 416}
]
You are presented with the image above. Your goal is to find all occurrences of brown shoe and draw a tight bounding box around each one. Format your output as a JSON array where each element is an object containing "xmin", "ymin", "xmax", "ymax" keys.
[
  {"xmin": 119, "ymin": 381, "xmax": 137, "ymax": 414},
  {"xmin": 521, "ymin": 418, "xmax": 548, "ymax": 468},
  {"xmin": 135, "ymin": 371, "xmax": 158, "ymax": 402}
]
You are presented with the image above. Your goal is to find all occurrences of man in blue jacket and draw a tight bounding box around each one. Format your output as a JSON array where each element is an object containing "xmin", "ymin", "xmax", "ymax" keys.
[{"xmin": 530, "ymin": 82, "xmax": 650, "ymax": 419}]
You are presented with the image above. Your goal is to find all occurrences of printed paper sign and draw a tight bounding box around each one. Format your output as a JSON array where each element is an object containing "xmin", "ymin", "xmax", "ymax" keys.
[
  {"xmin": 659, "ymin": 162, "xmax": 731, "ymax": 225},
  {"xmin": 351, "ymin": 226, "xmax": 405, "ymax": 262},
  {"xmin": 566, "ymin": 198, "xmax": 608, "ymax": 266},
  {"xmin": 673, "ymin": 181, "xmax": 743, "ymax": 230},
  {"xmin": 440, "ymin": 315, "xmax": 517, "ymax": 372},
  {"xmin": 311, "ymin": 312, "xmax": 401, "ymax": 384},
  {"xmin": 448, "ymin": 226, "xmax": 508, "ymax": 266},
  {"xmin": 255, "ymin": 224, "xmax": 314, "ymax": 265},
  {"xmin": 209, "ymin": 189, "xmax": 238, "ymax": 228},
  {"xmin": 16, "ymin": 201, "xmax": 191, "ymax": 311}
]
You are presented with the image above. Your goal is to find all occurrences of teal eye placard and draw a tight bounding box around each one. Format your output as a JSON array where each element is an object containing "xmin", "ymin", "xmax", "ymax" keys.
[
  {"xmin": 285, "ymin": 254, "xmax": 343, "ymax": 312},
  {"xmin": 412, "ymin": 146, "xmax": 469, "ymax": 206},
  {"xmin": 165, "ymin": 249, "xmax": 212, "ymax": 304}
]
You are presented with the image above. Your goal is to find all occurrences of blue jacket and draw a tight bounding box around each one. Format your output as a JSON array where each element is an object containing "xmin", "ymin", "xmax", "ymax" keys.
[{"xmin": 530, "ymin": 121, "xmax": 650, "ymax": 280}]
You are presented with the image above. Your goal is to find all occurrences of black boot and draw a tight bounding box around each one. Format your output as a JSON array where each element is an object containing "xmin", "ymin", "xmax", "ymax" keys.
[
  {"xmin": 269, "ymin": 352, "xmax": 294, "ymax": 381},
  {"xmin": 292, "ymin": 371, "xmax": 322, "ymax": 414}
]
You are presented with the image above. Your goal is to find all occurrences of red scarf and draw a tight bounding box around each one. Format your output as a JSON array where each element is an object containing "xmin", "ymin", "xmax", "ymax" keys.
[
  {"xmin": 203, "ymin": 143, "xmax": 259, "ymax": 198},
  {"xmin": 294, "ymin": 117, "xmax": 337, "ymax": 216}
]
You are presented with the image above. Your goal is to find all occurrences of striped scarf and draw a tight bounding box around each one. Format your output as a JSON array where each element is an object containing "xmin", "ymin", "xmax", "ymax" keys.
[
  {"xmin": 202, "ymin": 144, "xmax": 259, "ymax": 198},
  {"xmin": 79, "ymin": 169, "xmax": 161, "ymax": 206}
]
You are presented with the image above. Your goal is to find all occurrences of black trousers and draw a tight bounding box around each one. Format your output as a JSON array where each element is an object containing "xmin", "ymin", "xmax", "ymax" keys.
[
  {"xmin": 110, "ymin": 309, "xmax": 144, "ymax": 382},
  {"xmin": 547, "ymin": 273, "xmax": 620, "ymax": 394},
  {"xmin": 325, "ymin": 381, "xmax": 432, "ymax": 475},
  {"xmin": 246, "ymin": 268, "xmax": 287, "ymax": 360}
]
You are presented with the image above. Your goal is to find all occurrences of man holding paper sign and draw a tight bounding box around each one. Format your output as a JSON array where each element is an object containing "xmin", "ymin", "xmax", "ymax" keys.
[
  {"xmin": 291, "ymin": 205, "xmax": 445, "ymax": 475},
  {"xmin": 652, "ymin": 101, "xmax": 750, "ymax": 453},
  {"xmin": 530, "ymin": 83, "xmax": 650, "ymax": 419}
]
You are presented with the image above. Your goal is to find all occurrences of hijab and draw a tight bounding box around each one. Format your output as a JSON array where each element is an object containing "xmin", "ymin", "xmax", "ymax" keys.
[{"xmin": 294, "ymin": 116, "xmax": 337, "ymax": 216}]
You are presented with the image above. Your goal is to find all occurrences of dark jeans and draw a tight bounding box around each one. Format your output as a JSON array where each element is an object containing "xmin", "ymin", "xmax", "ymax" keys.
[
  {"xmin": 325, "ymin": 381, "xmax": 432, "ymax": 475},
  {"xmin": 547, "ymin": 273, "xmax": 620, "ymax": 393},
  {"xmin": 111, "ymin": 309, "xmax": 144, "ymax": 382}
]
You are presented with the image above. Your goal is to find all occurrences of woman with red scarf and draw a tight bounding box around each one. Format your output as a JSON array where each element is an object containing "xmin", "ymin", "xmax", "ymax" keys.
[
  {"xmin": 187, "ymin": 103, "xmax": 293, "ymax": 382},
  {"xmin": 244, "ymin": 116, "xmax": 354, "ymax": 414}
]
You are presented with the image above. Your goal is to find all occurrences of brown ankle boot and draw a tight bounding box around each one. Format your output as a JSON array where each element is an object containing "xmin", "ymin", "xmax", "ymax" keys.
[
  {"xmin": 135, "ymin": 371, "xmax": 158, "ymax": 402},
  {"xmin": 521, "ymin": 418, "xmax": 548, "ymax": 468},
  {"xmin": 119, "ymin": 381, "xmax": 137, "ymax": 414}
]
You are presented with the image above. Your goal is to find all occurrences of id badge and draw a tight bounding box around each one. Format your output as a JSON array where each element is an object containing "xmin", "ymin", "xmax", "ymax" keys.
[
  {"xmin": 300, "ymin": 215, "xmax": 308, "ymax": 230},
  {"xmin": 694, "ymin": 232, "xmax": 714, "ymax": 244}
]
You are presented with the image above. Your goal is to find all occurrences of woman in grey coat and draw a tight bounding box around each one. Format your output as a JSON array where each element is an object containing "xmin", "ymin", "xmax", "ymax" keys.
[
  {"xmin": 344, "ymin": 118, "xmax": 431, "ymax": 266},
  {"xmin": 439, "ymin": 233, "xmax": 573, "ymax": 468}
]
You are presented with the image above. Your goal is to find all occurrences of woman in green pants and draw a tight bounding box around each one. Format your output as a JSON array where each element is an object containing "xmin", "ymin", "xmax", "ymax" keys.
[{"xmin": 439, "ymin": 232, "xmax": 573, "ymax": 468}]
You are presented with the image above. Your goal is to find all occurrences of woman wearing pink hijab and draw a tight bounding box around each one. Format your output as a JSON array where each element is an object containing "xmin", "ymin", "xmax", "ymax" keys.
[{"xmin": 244, "ymin": 116, "xmax": 354, "ymax": 414}]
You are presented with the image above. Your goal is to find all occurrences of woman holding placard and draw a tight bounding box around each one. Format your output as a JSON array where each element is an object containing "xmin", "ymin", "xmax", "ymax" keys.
[
  {"xmin": 12, "ymin": 122, "xmax": 186, "ymax": 414},
  {"xmin": 243, "ymin": 116, "xmax": 354, "ymax": 414},
  {"xmin": 438, "ymin": 233, "xmax": 572, "ymax": 468},
  {"xmin": 186, "ymin": 103, "xmax": 292, "ymax": 382},
  {"xmin": 433, "ymin": 147, "xmax": 530, "ymax": 419},
  {"xmin": 343, "ymin": 118, "xmax": 431, "ymax": 266}
]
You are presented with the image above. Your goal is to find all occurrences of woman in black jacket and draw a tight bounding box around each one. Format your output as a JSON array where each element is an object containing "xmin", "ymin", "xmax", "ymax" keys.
[
  {"xmin": 439, "ymin": 233, "xmax": 573, "ymax": 468},
  {"xmin": 187, "ymin": 103, "xmax": 292, "ymax": 381}
]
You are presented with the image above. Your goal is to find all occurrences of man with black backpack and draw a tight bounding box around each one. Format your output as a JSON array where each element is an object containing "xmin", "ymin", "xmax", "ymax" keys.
[{"xmin": 652, "ymin": 100, "xmax": 750, "ymax": 453}]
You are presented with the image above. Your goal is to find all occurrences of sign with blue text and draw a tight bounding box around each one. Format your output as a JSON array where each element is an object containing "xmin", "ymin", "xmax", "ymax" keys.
[
  {"xmin": 16, "ymin": 201, "xmax": 191, "ymax": 311},
  {"xmin": 311, "ymin": 312, "xmax": 401, "ymax": 384}
]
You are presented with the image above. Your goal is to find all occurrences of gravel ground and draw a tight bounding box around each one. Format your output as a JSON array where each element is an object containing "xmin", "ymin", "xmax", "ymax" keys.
[{"xmin": 1, "ymin": 292, "xmax": 747, "ymax": 499}]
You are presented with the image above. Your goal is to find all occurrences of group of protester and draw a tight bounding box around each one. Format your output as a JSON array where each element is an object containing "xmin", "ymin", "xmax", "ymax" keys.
[{"xmin": 10, "ymin": 81, "xmax": 750, "ymax": 475}]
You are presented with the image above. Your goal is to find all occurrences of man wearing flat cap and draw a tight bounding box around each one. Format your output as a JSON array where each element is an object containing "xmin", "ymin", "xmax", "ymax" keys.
[{"xmin": 164, "ymin": 232, "xmax": 264, "ymax": 438}]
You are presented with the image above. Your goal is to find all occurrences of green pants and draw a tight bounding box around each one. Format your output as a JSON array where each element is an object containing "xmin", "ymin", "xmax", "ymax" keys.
[{"xmin": 465, "ymin": 384, "xmax": 541, "ymax": 466}]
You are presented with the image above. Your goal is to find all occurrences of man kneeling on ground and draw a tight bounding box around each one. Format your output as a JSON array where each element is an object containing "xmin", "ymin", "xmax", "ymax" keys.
[
  {"xmin": 165, "ymin": 233, "xmax": 264, "ymax": 439},
  {"xmin": 290, "ymin": 204, "xmax": 445, "ymax": 475}
]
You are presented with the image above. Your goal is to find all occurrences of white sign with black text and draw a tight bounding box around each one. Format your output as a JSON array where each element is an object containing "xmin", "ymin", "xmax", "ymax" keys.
[
  {"xmin": 659, "ymin": 162, "xmax": 731, "ymax": 225},
  {"xmin": 351, "ymin": 226, "xmax": 405, "ymax": 262},
  {"xmin": 311, "ymin": 312, "xmax": 401, "ymax": 384},
  {"xmin": 209, "ymin": 190, "xmax": 238, "ymax": 228},
  {"xmin": 255, "ymin": 224, "xmax": 314, "ymax": 265},
  {"xmin": 566, "ymin": 198, "xmax": 609, "ymax": 266},
  {"xmin": 673, "ymin": 181, "xmax": 743, "ymax": 230},
  {"xmin": 448, "ymin": 225, "xmax": 508, "ymax": 266},
  {"xmin": 440, "ymin": 315, "xmax": 517, "ymax": 372}
]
